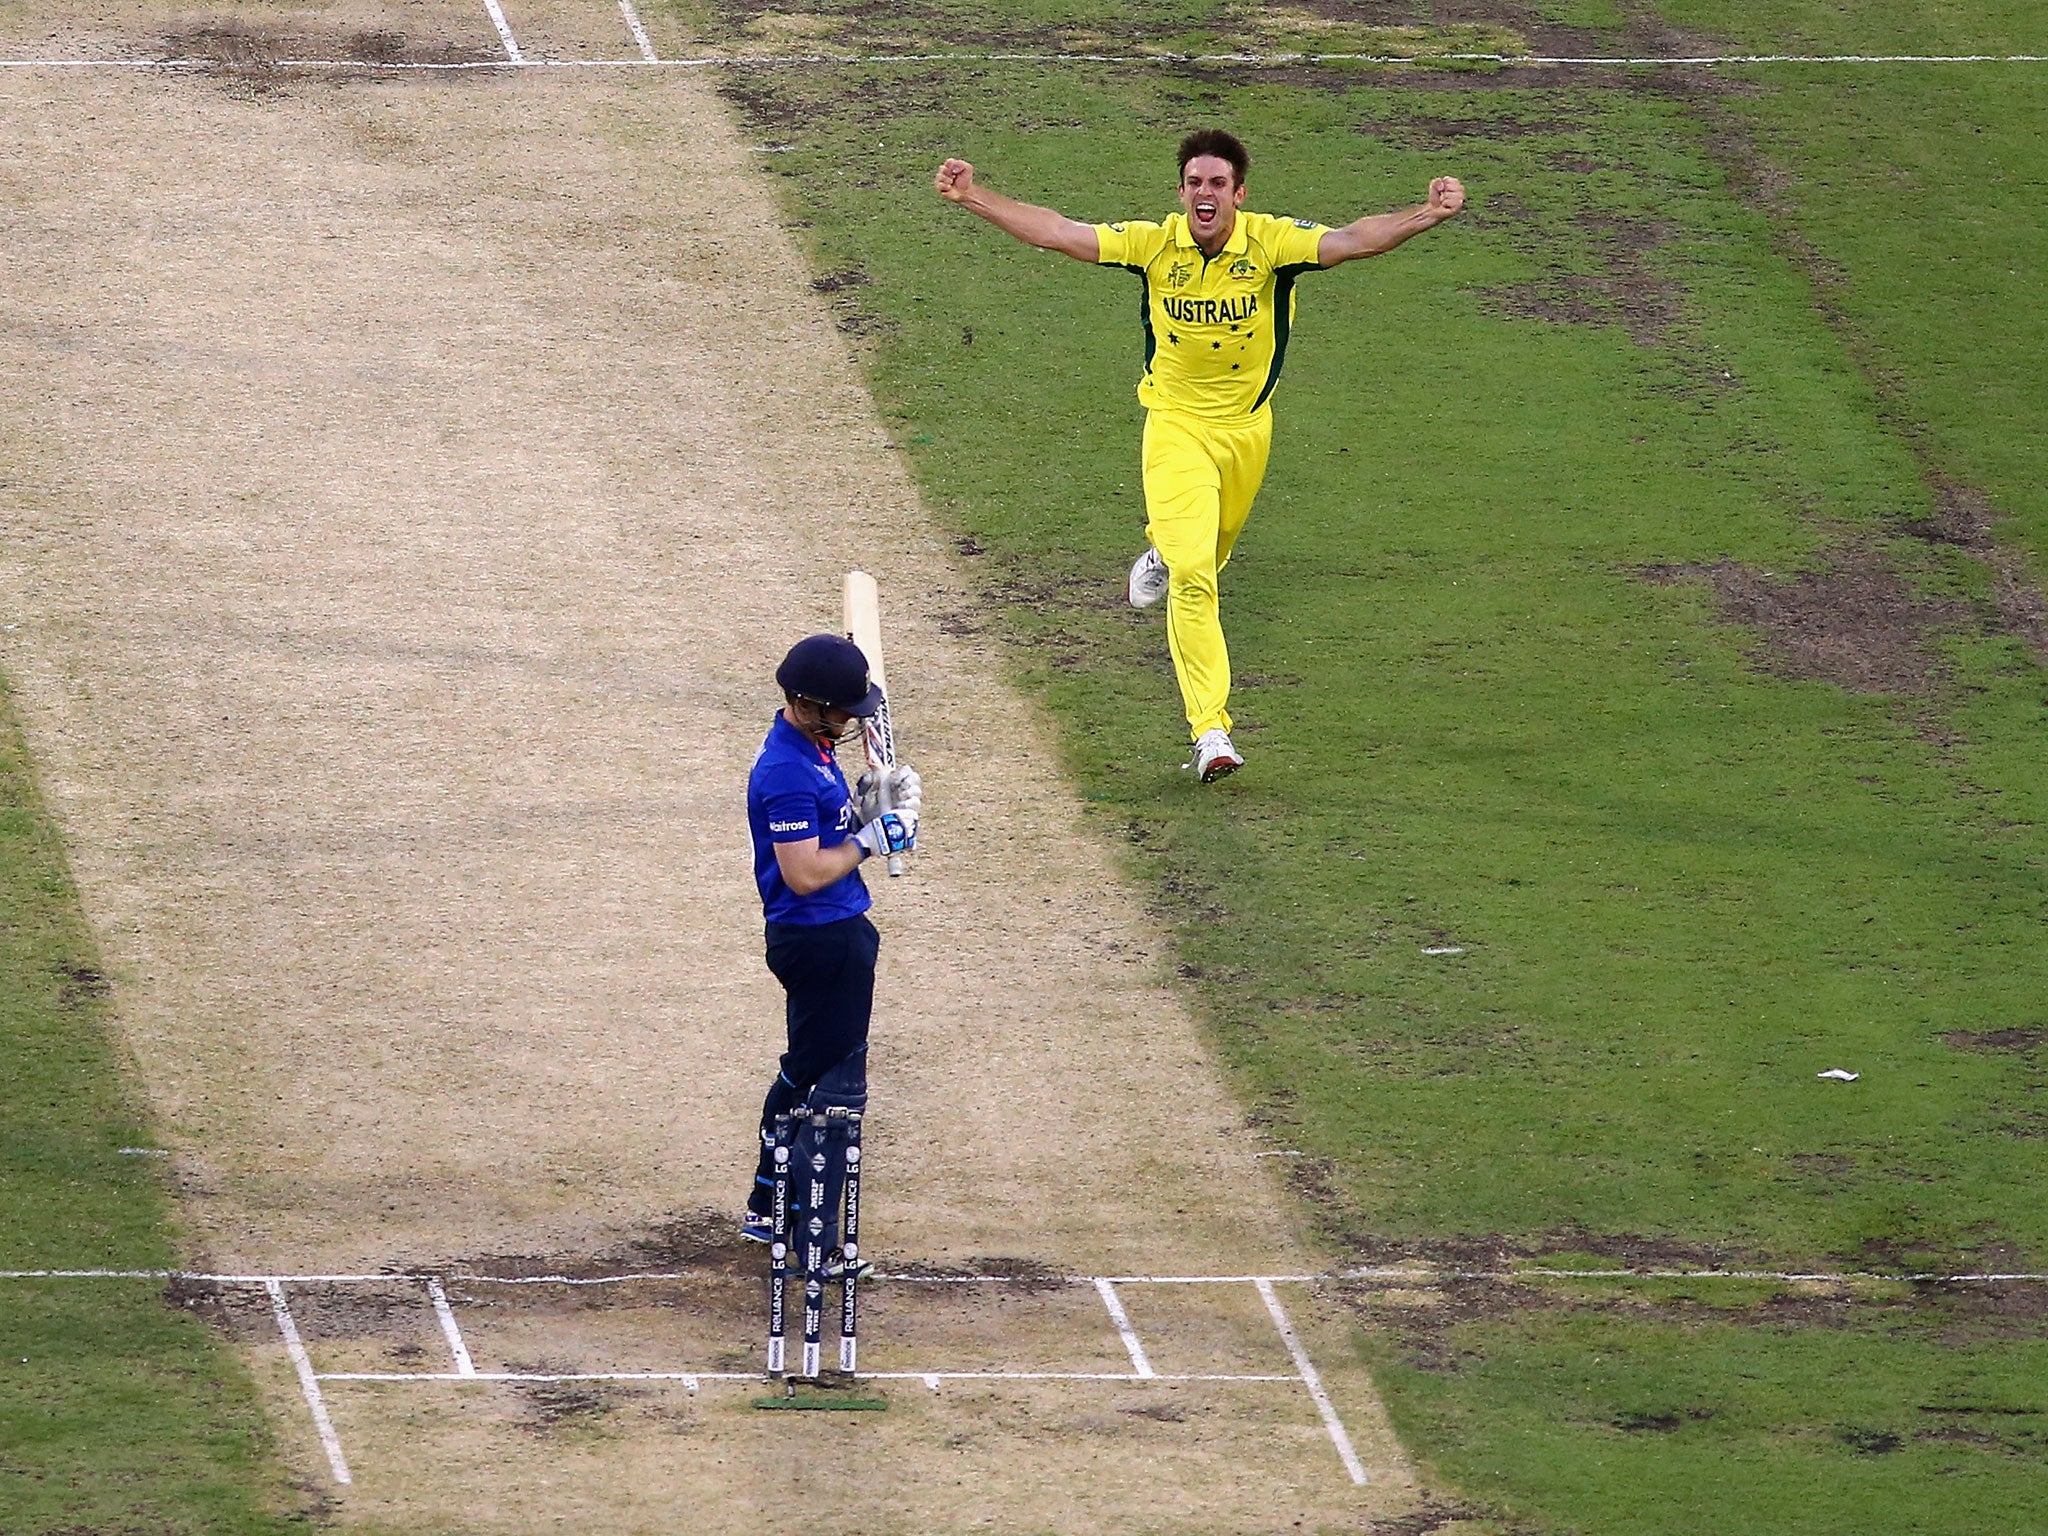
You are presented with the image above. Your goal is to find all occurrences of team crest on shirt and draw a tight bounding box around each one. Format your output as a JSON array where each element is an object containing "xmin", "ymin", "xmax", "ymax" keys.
[
  {"xmin": 1228, "ymin": 257, "xmax": 1259, "ymax": 280},
  {"xmin": 1166, "ymin": 260, "xmax": 1194, "ymax": 289}
]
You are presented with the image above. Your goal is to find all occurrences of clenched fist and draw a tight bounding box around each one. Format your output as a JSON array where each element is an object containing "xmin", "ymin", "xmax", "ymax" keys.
[
  {"xmin": 1428, "ymin": 176, "xmax": 1466, "ymax": 216},
  {"xmin": 935, "ymin": 158, "xmax": 977, "ymax": 202}
]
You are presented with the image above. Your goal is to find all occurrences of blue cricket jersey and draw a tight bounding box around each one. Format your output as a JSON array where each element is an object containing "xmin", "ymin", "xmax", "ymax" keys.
[{"xmin": 747, "ymin": 713, "xmax": 872, "ymax": 925}]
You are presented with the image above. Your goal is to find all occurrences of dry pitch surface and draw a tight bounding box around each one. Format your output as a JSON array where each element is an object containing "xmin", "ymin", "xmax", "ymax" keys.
[{"xmin": 0, "ymin": 3, "xmax": 1415, "ymax": 1529}]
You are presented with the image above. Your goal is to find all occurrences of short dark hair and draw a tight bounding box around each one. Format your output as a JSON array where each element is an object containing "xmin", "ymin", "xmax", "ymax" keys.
[{"xmin": 1178, "ymin": 129, "xmax": 1249, "ymax": 187}]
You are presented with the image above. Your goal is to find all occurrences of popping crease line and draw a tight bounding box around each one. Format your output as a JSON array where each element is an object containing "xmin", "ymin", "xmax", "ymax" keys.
[
  {"xmin": 315, "ymin": 1369, "xmax": 1300, "ymax": 1383},
  {"xmin": 0, "ymin": 51, "xmax": 2045, "ymax": 71}
]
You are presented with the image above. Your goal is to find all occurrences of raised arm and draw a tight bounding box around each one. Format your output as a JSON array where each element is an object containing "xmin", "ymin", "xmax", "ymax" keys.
[
  {"xmin": 1317, "ymin": 176, "xmax": 1465, "ymax": 267},
  {"xmin": 935, "ymin": 158, "xmax": 1100, "ymax": 263}
]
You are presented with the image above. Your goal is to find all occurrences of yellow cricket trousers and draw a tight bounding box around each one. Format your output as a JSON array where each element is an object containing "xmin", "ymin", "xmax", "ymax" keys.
[{"xmin": 1141, "ymin": 407, "xmax": 1273, "ymax": 742}]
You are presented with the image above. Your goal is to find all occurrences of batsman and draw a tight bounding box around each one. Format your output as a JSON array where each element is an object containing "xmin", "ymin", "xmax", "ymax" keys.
[
  {"xmin": 742, "ymin": 633, "xmax": 920, "ymax": 1267},
  {"xmin": 936, "ymin": 129, "xmax": 1464, "ymax": 781}
]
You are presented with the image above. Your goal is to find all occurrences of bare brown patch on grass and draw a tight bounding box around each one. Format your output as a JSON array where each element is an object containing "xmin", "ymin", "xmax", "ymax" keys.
[{"xmin": 1640, "ymin": 551, "xmax": 1969, "ymax": 695}]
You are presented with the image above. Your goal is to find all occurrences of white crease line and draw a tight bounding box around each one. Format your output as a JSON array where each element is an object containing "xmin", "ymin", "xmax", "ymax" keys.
[
  {"xmin": 1094, "ymin": 1278, "xmax": 1155, "ymax": 1378},
  {"xmin": 319, "ymin": 1369, "xmax": 1299, "ymax": 1382},
  {"xmin": 1256, "ymin": 1277, "xmax": 1367, "ymax": 1486},
  {"xmin": 1346, "ymin": 1268, "xmax": 2048, "ymax": 1283},
  {"xmin": 323, "ymin": 1370, "xmax": 759, "ymax": 1382},
  {"xmin": 265, "ymin": 1281, "xmax": 352, "ymax": 1485},
  {"xmin": 480, "ymin": 0, "xmax": 523, "ymax": 64},
  {"xmin": 1093, "ymin": 1274, "xmax": 1326, "ymax": 1285},
  {"xmin": 0, "ymin": 51, "xmax": 2043, "ymax": 72},
  {"xmin": 421, "ymin": 1271, "xmax": 689, "ymax": 1285},
  {"xmin": 617, "ymin": 0, "xmax": 658, "ymax": 63},
  {"xmin": 864, "ymin": 1370, "xmax": 1294, "ymax": 1382},
  {"xmin": 424, "ymin": 1278, "xmax": 476, "ymax": 1377}
]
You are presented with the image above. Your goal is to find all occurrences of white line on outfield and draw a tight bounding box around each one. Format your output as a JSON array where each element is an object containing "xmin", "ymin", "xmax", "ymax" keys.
[
  {"xmin": 1093, "ymin": 1278, "xmax": 1156, "ymax": 1378},
  {"xmin": 480, "ymin": 0, "xmax": 524, "ymax": 64},
  {"xmin": 265, "ymin": 1281, "xmax": 352, "ymax": 1485},
  {"xmin": 1257, "ymin": 1277, "xmax": 1368, "ymax": 1486},
  {"xmin": 617, "ymin": 0, "xmax": 658, "ymax": 63},
  {"xmin": 0, "ymin": 51, "xmax": 2044, "ymax": 72}
]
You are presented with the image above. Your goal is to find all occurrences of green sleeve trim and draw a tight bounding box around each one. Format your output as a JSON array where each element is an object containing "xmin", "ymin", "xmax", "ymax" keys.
[
  {"xmin": 1251, "ymin": 260, "xmax": 1320, "ymax": 411},
  {"xmin": 1117, "ymin": 263, "xmax": 1156, "ymax": 374}
]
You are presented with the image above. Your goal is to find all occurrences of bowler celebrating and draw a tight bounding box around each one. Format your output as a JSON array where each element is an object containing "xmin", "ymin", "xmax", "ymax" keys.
[{"xmin": 936, "ymin": 130, "xmax": 1464, "ymax": 780}]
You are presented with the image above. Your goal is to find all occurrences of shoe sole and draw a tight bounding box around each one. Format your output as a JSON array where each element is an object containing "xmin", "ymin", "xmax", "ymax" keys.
[{"xmin": 1200, "ymin": 755, "xmax": 1243, "ymax": 783}]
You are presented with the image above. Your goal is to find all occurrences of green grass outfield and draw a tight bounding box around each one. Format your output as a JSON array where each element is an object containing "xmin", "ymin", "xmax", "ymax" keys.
[
  {"xmin": 707, "ymin": 0, "xmax": 2048, "ymax": 1528},
  {"xmin": 0, "ymin": 686, "xmax": 304, "ymax": 1534}
]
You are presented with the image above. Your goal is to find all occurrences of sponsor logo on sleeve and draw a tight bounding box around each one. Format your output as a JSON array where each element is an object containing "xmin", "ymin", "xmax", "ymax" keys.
[
  {"xmin": 770, "ymin": 818, "xmax": 813, "ymax": 834},
  {"xmin": 1293, "ymin": 218, "xmax": 1318, "ymax": 229}
]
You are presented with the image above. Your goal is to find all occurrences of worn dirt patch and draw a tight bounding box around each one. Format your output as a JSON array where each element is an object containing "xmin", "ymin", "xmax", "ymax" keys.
[
  {"xmin": 1946, "ymin": 1027, "xmax": 2048, "ymax": 1055},
  {"xmin": 1478, "ymin": 207, "xmax": 1684, "ymax": 345},
  {"xmin": 1639, "ymin": 550, "xmax": 1970, "ymax": 695},
  {"xmin": 160, "ymin": 17, "xmax": 494, "ymax": 66}
]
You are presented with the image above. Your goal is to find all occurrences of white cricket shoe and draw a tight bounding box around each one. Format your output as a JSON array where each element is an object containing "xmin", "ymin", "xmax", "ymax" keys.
[
  {"xmin": 1127, "ymin": 546, "xmax": 1168, "ymax": 609},
  {"xmin": 1191, "ymin": 729, "xmax": 1244, "ymax": 783}
]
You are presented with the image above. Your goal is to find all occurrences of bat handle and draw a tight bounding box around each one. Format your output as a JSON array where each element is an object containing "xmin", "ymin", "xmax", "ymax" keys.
[{"xmin": 878, "ymin": 776, "xmax": 905, "ymax": 879}]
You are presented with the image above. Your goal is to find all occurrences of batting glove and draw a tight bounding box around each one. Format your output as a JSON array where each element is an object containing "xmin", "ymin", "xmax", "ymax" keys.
[
  {"xmin": 855, "ymin": 765, "xmax": 923, "ymax": 822},
  {"xmin": 854, "ymin": 807, "xmax": 918, "ymax": 860}
]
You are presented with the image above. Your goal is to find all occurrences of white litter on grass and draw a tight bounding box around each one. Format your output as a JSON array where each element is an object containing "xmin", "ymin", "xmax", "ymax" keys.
[
  {"xmin": 116, "ymin": 1147, "xmax": 170, "ymax": 1156},
  {"xmin": 1817, "ymin": 1068, "xmax": 1860, "ymax": 1082},
  {"xmin": 1420, "ymin": 945, "xmax": 1466, "ymax": 956}
]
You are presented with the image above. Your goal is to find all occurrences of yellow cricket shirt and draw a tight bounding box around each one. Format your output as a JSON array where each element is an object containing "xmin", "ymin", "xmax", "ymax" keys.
[{"xmin": 1094, "ymin": 210, "xmax": 1331, "ymax": 422}]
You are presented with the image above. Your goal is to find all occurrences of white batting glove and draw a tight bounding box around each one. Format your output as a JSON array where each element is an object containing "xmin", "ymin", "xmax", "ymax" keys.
[
  {"xmin": 854, "ymin": 807, "xmax": 918, "ymax": 860},
  {"xmin": 885, "ymin": 765, "xmax": 922, "ymax": 814},
  {"xmin": 855, "ymin": 764, "xmax": 923, "ymax": 822}
]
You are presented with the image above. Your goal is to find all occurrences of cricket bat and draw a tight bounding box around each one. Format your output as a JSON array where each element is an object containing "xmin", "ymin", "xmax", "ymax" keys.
[{"xmin": 842, "ymin": 571, "xmax": 904, "ymax": 877}]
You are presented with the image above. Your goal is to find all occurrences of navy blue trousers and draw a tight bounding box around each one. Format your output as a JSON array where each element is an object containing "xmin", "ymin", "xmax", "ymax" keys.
[{"xmin": 748, "ymin": 912, "xmax": 877, "ymax": 1217}]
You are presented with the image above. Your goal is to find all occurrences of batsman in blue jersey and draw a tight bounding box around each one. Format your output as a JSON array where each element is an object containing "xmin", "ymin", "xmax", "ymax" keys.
[{"xmin": 742, "ymin": 633, "xmax": 921, "ymax": 1264}]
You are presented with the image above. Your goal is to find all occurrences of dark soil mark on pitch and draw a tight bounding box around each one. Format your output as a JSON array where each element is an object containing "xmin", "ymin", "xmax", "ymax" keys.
[
  {"xmin": 158, "ymin": 20, "xmax": 499, "ymax": 90},
  {"xmin": 888, "ymin": 1254, "xmax": 1073, "ymax": 1292},
  {"xmin": 163, "ymin": 1275, "xmax": 441, "ymax": 1346},
  {"xmin": 1367, "ymin": 1491, "xmax": 1530, "ymax": 1534},
  {"xmin": 503, "ymin": 1363, "xmax": 632, "ymax": 1431},
  {"xmin": 450, "ymin": 1208, "xmax": 764, "ymax": 1284},
  {"xmin": 1639, "ymin": 550, "xmax": 1971, "ymax": 695}
]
